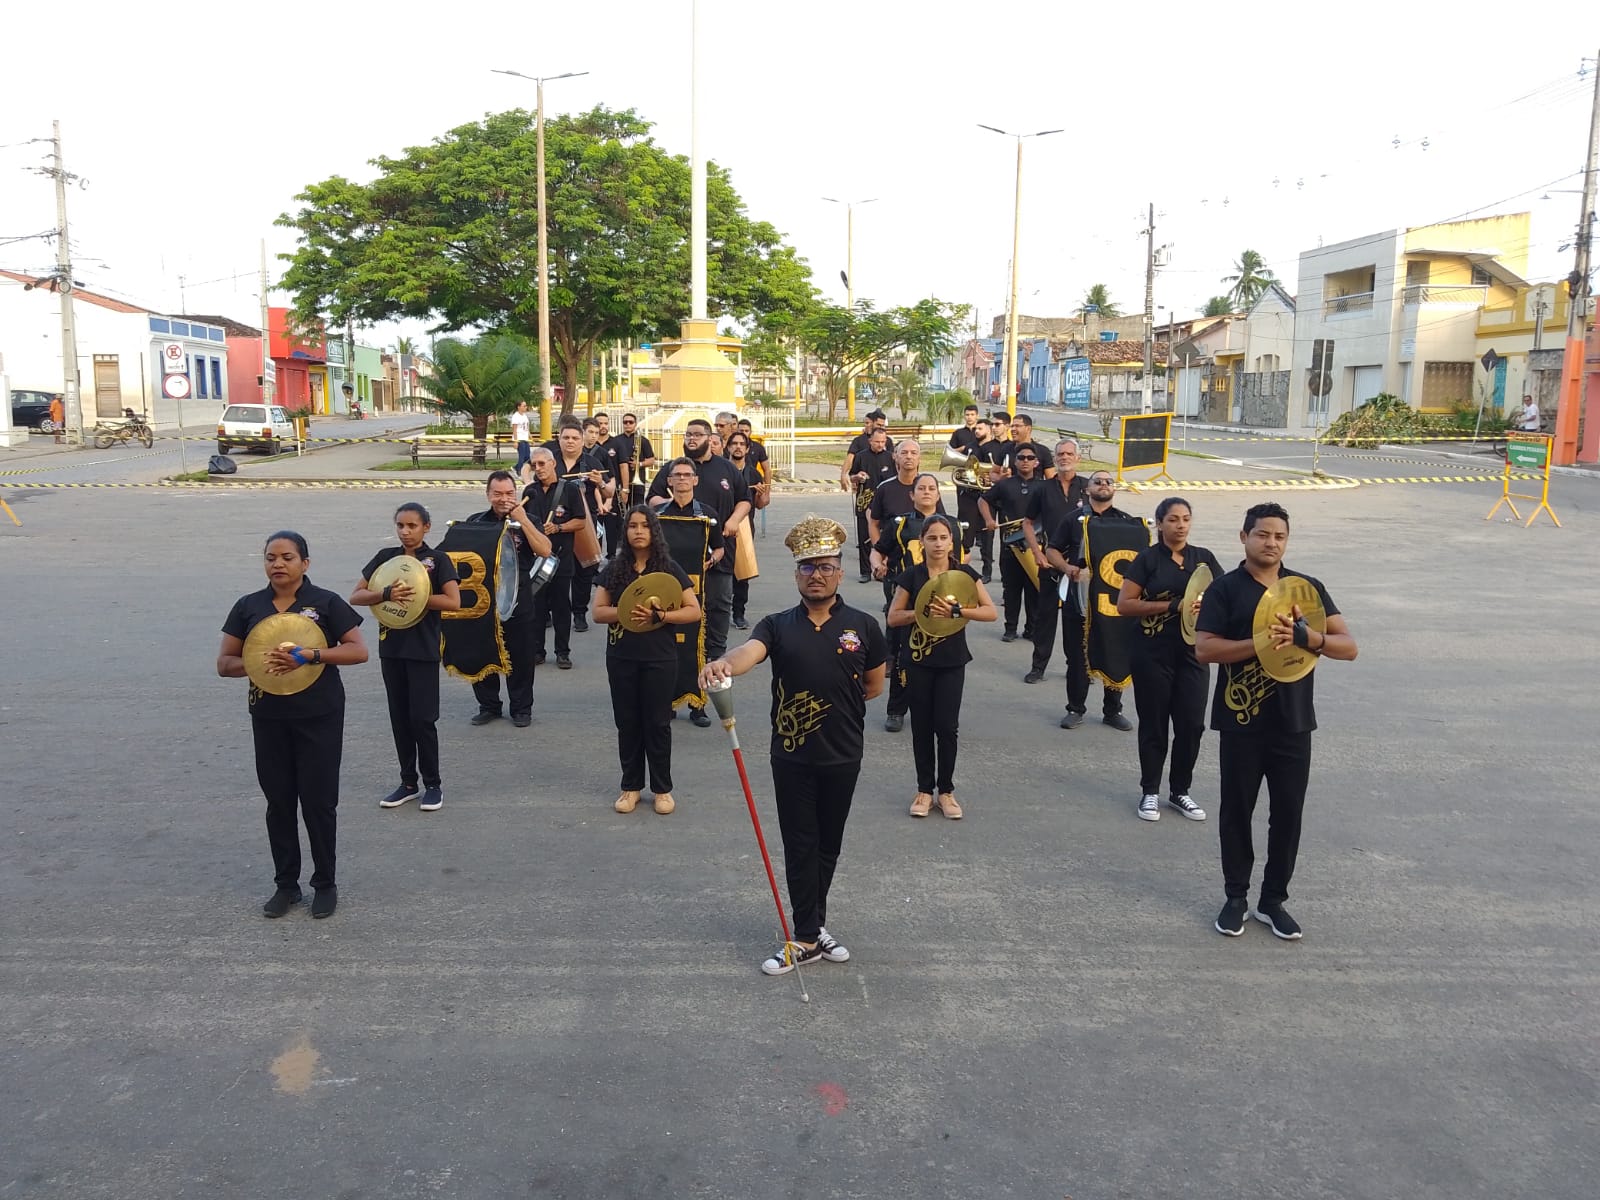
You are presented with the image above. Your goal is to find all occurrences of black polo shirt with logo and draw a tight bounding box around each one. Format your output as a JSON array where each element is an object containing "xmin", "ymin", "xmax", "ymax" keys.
[
  {"xmin": 604, "ymin": 560, "xmax": 695, "ymax": 663},
  {"xmin": 749, "ymin": 596, "xmax": 888, "ymax": 767},
  {"xmin": 867, "ymin": 476, "xmax": 943, "ymax": 528},
  {"xmin": 847, "ymin": 430, "xmax": 895, "ymax": 457},
  {"xmin": 981, "ymin": 474, "xmax": 1039, "ymax": 525},
  {"xmin": 1122, "ymin": 541, "xmax": 1224, "ymax": 650},
  {"xmin": 852, "ymin": 447, "xmax": 896, "ymax": 497},
  {"xmin": 520, "ymin": 479, "xmax": 583, "ymax": 577},
  {"xmin": 222, "ymin": 580, "xmax": 363, "ymax": 719},
  {"xmin": 1053, "ymin": 503, "xmax": 1136, "ymax": 567},
  {"xmin": 947, "ymin": 426, "xmax": 982, "ymax": 456},
  {"xmin": 1196, "ymin": 563, "xmax": 1339, "ymax": 736},
  {"xmin": 1025, "ymin": 473, "xmax": 1088, "ymax": 549},
  {"xmin": 894, "ymin": 561, "xmax": 979, "ymax": 670},
  {"xmin": 647, "ymin": 453, "xmax": 748, "ymax": 577},
  {"xmin": 361, "ymin": 543, "xmax": 461, "ymax": 662}
]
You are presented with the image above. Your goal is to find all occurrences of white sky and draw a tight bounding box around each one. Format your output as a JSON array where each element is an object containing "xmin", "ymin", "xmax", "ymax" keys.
[{"xmin": 3, "ymin": 0, "xmax": 1595, "ymax": 350}]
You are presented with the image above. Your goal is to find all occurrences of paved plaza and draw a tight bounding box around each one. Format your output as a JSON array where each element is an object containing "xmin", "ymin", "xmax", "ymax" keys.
[{"xmin": 1, "ymin": 472, "xmax": 1595, "ymax": 1199}]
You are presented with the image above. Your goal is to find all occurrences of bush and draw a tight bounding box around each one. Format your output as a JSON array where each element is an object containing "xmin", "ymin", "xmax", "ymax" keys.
[{"xmin": 1325, "ymin": 394, "xmax": 1446, "ymax": 447}]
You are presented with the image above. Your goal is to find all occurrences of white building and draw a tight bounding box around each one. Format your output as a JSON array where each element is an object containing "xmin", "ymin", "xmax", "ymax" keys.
[{"xmin": 0, "ymin": 270, "xmax": 232, "ymax": 430}]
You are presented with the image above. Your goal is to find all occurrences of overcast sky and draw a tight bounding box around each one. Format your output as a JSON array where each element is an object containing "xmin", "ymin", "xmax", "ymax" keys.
[{"xmin": 3, "ymin": 1, "xmax": 1595, "ymax": 351}]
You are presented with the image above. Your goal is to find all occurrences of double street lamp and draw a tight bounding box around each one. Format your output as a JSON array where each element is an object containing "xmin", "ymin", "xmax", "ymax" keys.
[
  {"xmin": 822, "ymin": 195, "xmax": 877, "ymax": 421},
  {"xmin": 979, "ymin": 124, "xmax": 1061, "ymax": 416},
  {"xmin": 494, "ymin": 67, "xmax": 588, "ymax": 436}
]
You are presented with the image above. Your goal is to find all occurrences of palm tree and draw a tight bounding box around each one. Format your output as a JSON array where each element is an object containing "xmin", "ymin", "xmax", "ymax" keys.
[
  {"xmin": 883, "ymin": 369, "xmax": 927, "ymax": 421},
  {"xmin": 1223, "ymin": 250, "xmax": 1277, "ymax": 310},
  {"xmin": 418, "ymin": 334, "xmax": 541, "ymax": 464},
  {"xmin": 1080, "ymin": 284, "xmax": 1120, "ymax": 318},
  {"xmin": 1203, "ymin": 296, "xmax": 1232, "ymax": 317}
]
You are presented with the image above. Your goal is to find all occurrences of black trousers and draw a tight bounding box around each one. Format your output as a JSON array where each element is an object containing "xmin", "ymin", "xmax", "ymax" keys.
[
  {"xmin": 607, "ymin": 655, "xmax": 676, "ymax": 792},
  {"xmin": 906, "ymin": 663, "xmax": 965, "ymax": 794},
  {"xmin": 773, "ymin": 761, "xmax": 861, "ymax": 943},
  {"xmin": 252, "ymin": 712, "xmax": 342, "ymax": 891},
  {"xmin": 570, "ymin": 562, "xmax": 598, "ymax": 624},
  {"xmin": 1030, "ymin": 568, "xmax": 1064, "ymax": 671},
  {"xmin": 1131, "ymin": 643, "xmax": 1208, "ymax": 795},
  {"xmin": 1061, "ymin": 604, "xmax": 1124, "ymax": 716},
  {"xmin": 1218, "ymin": 732, "xmax": 1313, "ymax": 906},
  {"xmin": 381, "ymin": 657, "xmax": 442, "ymax": 788},
  {"xmin": 701, "ymin": 570, "xmax": 733, "ymax": 663},
  {"xmin": 601, "ymin": 511, "xmax": 622, "ymax": 559},
  {"xmin": 956, "ymin": 490, "xmax": 990, "ymax": 572},
  {"xmin": 854, "ymin": 504, "xmax": 872, "ymax": 574},
  {"xmin": 533, "ymin": 572, "xmax": 574, "ymax": 658},
  {"xmin": 998, "ymin": 545, "xmax": 1038, "ymax": 636},
  {"xmin": 474, "ymin": 592, "xmax": 537, "ymax": 718},
  {"xmin": 732, "ymin": 576, "xmax": 750, "ymax": 622},
  {"xmin": 886, "ymin": 623, "xmax": 910, "ymax": 717}
]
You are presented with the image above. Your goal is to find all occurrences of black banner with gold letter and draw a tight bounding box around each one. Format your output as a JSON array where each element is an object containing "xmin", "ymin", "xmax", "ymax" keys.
[
  {"xmin": 1082, "ymin": 516, "xmax": 1151, "ymax": 688},
  {"xmin": 657, "ymin": 515, "xmax": 712, "ymax": 709},
  {"xmin": 438, "ymin": 521, "xmax": 510, "ymax": 683}
]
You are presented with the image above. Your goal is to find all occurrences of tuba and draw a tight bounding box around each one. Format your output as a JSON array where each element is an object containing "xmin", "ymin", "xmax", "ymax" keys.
[{"xmin": 943, "ymin": 445, "xmax": 992, "ymax": 492}]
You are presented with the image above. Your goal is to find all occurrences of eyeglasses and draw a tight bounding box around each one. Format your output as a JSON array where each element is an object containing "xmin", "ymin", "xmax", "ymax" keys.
[
  {"xmin": 668, "ymin": 472, "xmax": 697, "ymax": 480},
  {"xmin": 1015, "ymin": 455, "xmax": 1037, "ymax": 462},
  {"xmin": 795, "ymin": 562, "xmax": 842, "ymax": 576},
  {"xmin": 1090, "ymin": 477, "xmax": 1114, "ymax": 485}
]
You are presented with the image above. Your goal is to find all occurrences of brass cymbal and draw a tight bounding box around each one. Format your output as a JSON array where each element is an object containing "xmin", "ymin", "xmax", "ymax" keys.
[
  {"xmin": 1180, "ymin": 562, "xmax": 1213, "ymax": 646},
  {"xmin": 1252, "ymin": 575, "xmax": 1326, "ymax": 683},
  {"xmin": 242, "ymin": 612, "xmax": 328, "ymax": 696},
  {"xmin": 368, "ymin": 555, "xmax": 433, "ymax": 629},
  {"xmin": 913, "ymin": 569, "xmax": 980, "ymax": 637},
  {"xmin": 617, "ymin": 571, "xmax": 685, "ymax": 634}
]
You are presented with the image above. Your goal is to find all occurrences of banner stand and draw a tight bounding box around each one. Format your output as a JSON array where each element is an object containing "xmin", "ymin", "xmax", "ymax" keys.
[
  {"xmin": 1116, "ymin": 412, "xmax": 1176, "ymax": 494},
  {"xmin": 1485, "ymin": 435, "xmax": 1560, "ymax": 528}
]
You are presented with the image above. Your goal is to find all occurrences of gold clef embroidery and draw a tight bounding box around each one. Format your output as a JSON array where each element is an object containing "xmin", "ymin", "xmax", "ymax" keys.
[
  {"xmin": 774, "ymin": 678, "xmax": 831, "ymax": 752},
  {"xmin": 1223, "ymin": 661, "xmax": 1277, "ymax": 726},
  {"xmin": 907, "ymin": 625, "xmax": 946, "ymax": 663},
  {"xmin": 1141, "ymin": 591, "xmax": 1175, "ymax": 638}
]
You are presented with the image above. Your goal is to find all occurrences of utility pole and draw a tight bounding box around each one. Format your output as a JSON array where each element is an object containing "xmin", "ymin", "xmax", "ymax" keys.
[
  {"xmin": 823, "ymin": 197, "xmax": 877, "ymax": 422},
  {"xmin": 1141, "ymin": 201, "xmax": 1155, "ymax": 414},
  {"xmin": 47, "ymin": 121, "xmax": 84, "ymax": 444},
  {"xmin": 1555, "ymin": 49, "xmax": 1599, "ymax": 466},
  {"xmin": 1004, "ymin": 139, "xmax": 1024, "ymax": 417},
  {"xmin": 259, "ymin": 240, "xmax": 274, "ymax": 407}
]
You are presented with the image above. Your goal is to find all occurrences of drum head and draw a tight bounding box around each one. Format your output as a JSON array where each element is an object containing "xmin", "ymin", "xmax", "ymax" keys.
[{"xmin": 495, "ymin": 529, "xmax": 520, "ymax": 621}]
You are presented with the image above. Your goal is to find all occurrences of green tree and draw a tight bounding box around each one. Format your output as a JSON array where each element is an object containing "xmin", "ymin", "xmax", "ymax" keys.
[
  {"xmin": 1223, "ymin": 250, "xmax": 1277, "ymax": 309},
  {"xmin": 883, "ymin": 370, "xmax": 926, "ymax": 421},
  {"xmin": 795, "ymin": 298, "xmax": 967, "ymax": 422},
  {"xmin": 923, "ymin": 386, "xmax": 973, "ymax": 424},
  {"xmin": 277, "ymin": 107, "xmax": 815, "ymax": 415},
  {"xmin": 1081, "ymin": 284, "xmax": 1120, "ymax": 318},
  {"xmin": 1202, "ymin": 296, "xmax": 1232, "ymax": 317},
  {"xmin": 417, "ymin": 334, "xmax": 541, "ymax": 463}
]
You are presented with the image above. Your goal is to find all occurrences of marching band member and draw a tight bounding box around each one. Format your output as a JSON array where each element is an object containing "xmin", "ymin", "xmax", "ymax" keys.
[
  {"xmin": 1116, "ymin": 497, "xmax": 1222, "ymax": 824},
  {"xmin": 1023, "ymin": 439, "xmax": 1089, "ymax": 685},
  {"xmin": 978, "ymin": 443, "xmax": 1042, "ymax": 643},
  {"xmin": 1195, "ymin": 503, "xmax": 1358, "ymax": 941},
  {"xmin": 656, "ymin": 456, "xmax": 727, "ymax": 727},
  {"xmin": 845, "ymin": 424, "xmax": 895, "ymax": 583},
  {"xmin": 349, "ymin": 503, "xmax": 462, "ymax": 813},
  {"xmin": 1046, "ymin": 470, "xmax": 1135, "ymax": 731},
  {"xmin": 725, "ymin": 430, "xmax": 766, "ymax": 630},
  {"xmin": 701, "ymin": 516, "xmax": 888, "ymax": 977},
  {"xmin": 524, "ymin": 448, "xmax": 586, "ymax": 670},
  {"xmin": 593, "ymin": 506, "xmax": 703, "ymax": 816},
  {"xmin": 465, "ymin": 470, "xmax": 553, "ymax": 726},
  {"xmin": 217, "ymin": 531, "xmax": 368, "ymax": 919},
  {"xmin": 886, "ymin": 513, "xmax": 997, "ymax": 819},
  {"xmin": 871, "ymin": 470, "xmax": 944, "ymax": 733}
]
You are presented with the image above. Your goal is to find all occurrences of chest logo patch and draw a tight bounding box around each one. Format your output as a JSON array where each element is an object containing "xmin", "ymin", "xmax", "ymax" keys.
[
  {"xmin": 299, "ymin": 607, "xmax": 319, "ymax": 620},
  {"xmin": 838, "ymin": 629, "xmax": 862, "ymax": 653}
]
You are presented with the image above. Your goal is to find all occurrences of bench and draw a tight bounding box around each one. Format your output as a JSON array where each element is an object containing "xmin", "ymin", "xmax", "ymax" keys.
[{"xmin": 410, "ymin": 433, "xmax": 514, "ymax": 467}]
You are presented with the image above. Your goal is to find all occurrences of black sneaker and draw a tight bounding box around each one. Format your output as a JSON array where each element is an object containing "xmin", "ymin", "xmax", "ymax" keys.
[
  {"xmin": 1023, "ymin": 668, "xmax": 1044, "ymax": 684},
  {"xmin": 1059, "ymin": 710, "xmax": 1085, "ymax": 730},
  {"xmin": 1001, "ymin": 630, "xmax": 1018, "ymax": 643},
  {"xmin": 469, "ymin": 710, "xmax": 500, "ymax": 726},
  {"xmin": 418, "ymin": 786, "xmax": 443, "ymax": 812},
  {"xmin": 379, "ymin": 784, "xmax": 419, "ymax": 808},
  {"xmin": 310, "ymin": 888, "xmax": 338, "ymax": 919},
  {"xmin": 689, "ymin": 707, "xmax": 712, "ymax": 728},
  {"xmin": 980, "ymin": 572, "xmax": 992, "ymax": 584},
  {"xmin": 512, "ymin": 713, "xmax": 532, "ymax": 728},
  {"xmin": 571, "ymin": 616, "xmax": 589, "ymax": 633},
  {"xmin": 262, "ymin": 888, "xmax": 302, "ymax": 918},
  {"xmin": 858, "ymin": 573, "xmax": 871, "ymax": 584},
  {"xmin": 732, "ymin": 616, "xmax": 750, "ymax": 630},
  {"xmin": 815, "ymin": 927, "xmax": 850, "ymax": 963},
  {"xmin": 534, "ymin": 652, "xmax": 547, "ymax": 666},
  {"xmin": 556, "ymin": 654, "xmax": 573, "ymax": 670},
  {"xmin": 760, "ymin": 941, "xmax": 824, "ymax": 976},
  {"xmin": 1254, "ymin": 903, "xmax": 1303, "ymax": 940},
  {"xmin": 1103, "ymin": 712, "xmax": 1133, "ymax": 731},
  {"xmin": 1215, "ymin": 898, "xmax": 1248, "ymax": 937},
  {"xmin": 884, "ymin": 712, "xmax": 905, "ymax": 733}
]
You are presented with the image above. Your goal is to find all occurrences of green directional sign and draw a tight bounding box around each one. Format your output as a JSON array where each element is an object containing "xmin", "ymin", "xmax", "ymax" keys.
[{"xmin": 1507, "ymin": 439, "xmax": 1549, "ymax": 470}]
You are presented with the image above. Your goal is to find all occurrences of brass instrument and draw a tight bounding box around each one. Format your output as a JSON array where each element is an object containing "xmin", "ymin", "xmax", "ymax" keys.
[
  {"xmin": 1251, "ymin": 575, "xmax": 1327, "ymax": 683},
  {"xmin": 617, "ymin": 571, "xmax": 686, "ymax": 633},
  {"xmin": 913, "ymin": 569, "xmax": 980, "ymax": 638},
  {"xmin": 1180, "ymin": 562, "xmax": 1213, "ymax": 646},
  {"xmin": 242, "ymin": 613, "xmax": 328, "ymax": 696},
  {"xmin": 999, "ymin": 519, "xmax": 1041, "ymax": 589},
  {"xmin": 367, "ymin": 555, "xmax": 433, "ymax": 630},
  {"xmin": 942, "ymin": 445, "xmax": 993, "ymax": 492}
]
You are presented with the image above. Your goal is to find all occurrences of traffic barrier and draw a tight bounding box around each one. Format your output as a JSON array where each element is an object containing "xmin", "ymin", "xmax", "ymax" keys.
[{"xmin": 1485, "ymin": 435, "xmax": 1560, "ymax": 528}]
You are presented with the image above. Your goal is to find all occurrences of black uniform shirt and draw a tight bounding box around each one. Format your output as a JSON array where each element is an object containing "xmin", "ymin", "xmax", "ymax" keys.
[
  {"xmin": 973, "ymin": 440, "xmax": 1007, "ymax": 468},
  {"xmin": 847, "ymin": 430, "xmax": 894, "ymax": 456},
  {"xmin": 868, "ymin": 476, "xmax": 944, "ymax": 527},
  {"xmin": 894, "ymin": 561, "xmax": 978, "ymax": 670},
  {"xmin": 657, "ymin": 497, "xmax": 726, "ymax": 568},
  {"xmin": 1053, "ymin": 503, "xmax": 1137, "ymax": 567},
  {"xmin": 947, "ymin": 426, "xmax": 982, "ymax": 456},
  {"xmin": 611, "ymin": 433, "xmax": 655, "ymax": 479},
  {"xmin": 750, "ymin": 595, "xmax": 888, "ymax": 767},
  {"xmin": 982, "ymin": 474, "xmax": 1039, "ymax": 525},
  {"xmin": 361, "ymin": 543, "xmax": 461, "ymax": 662},
  {"xmin": 852, "ymin": 448, "xmax": 897, "ymax": 499},
  {"xmin": 603, "ymin": 560, "xmax": 695, "ymax": 663},
  {"xmin": 1196, "ymin": 564, "xmax": 1339, "ymax": 736},
  {"xmin": 520, "ymin": 479, "xmax": 583, "ymax": 576},
  {"xmin": 1025, "ymin": 473, "xmax": 1089, "ymax": 551},
  {"xmin": 647, "ymin": 454, "xmax": 748, "ymax": 574},
  {"xmin": 999, "ymin": 439, "xmax": 1053, "ymax": 474},
  {"xmin": 551, "ymin": 445, "xmax": 606, "ymax": 517},
  {"xmin": 222, "ymin": 580, "xmax": 362, "ymax": 719},
  {"xmin": 1122, "ymin": 541, "xmax": 1224, "ymax": 648},
  {"xmin": 874, "ymin": 511, "xmax": 944, "ymax": 577}
]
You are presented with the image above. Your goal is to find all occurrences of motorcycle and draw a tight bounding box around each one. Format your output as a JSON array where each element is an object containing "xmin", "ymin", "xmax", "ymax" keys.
[{"xmin": 93, "ymin": 408, "xmax": 154, "ymax": 449}]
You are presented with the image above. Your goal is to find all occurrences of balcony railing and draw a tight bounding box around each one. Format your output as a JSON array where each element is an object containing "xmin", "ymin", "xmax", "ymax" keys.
[
  {"xmin": 1323, "ymin": 291, "xmax": 1375, "ymax": 317},
  {"xmin": 1402, "ymin": 284, "xmax": 1488, "ymax": 306}
]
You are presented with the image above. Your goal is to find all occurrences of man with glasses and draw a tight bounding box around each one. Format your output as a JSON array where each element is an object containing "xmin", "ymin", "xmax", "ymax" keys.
[
  {"xmin": 657, "ymin": 458, "xmax": 728, "ymax": 727},
  {"xmin": 701, "ymin": 516, "xmax": 887, "ymax": 977},
  {"xmin": 612, "ymin": 413, "xmax": 656, "ymax": 506},
  {"xmin": 1022, "ymin": 439, "xmax": 1090, "ymax": 683},
  {"xmin": 1047, "ymin": 471, "xmax": 1136, "ymax": 730},
  {"xmin": 996, "ymin": 413, "xmax": 1056, "ymax": 481},
  {"xmin": 978, "ymin": 444, "xmax": 1043, "ymax": 642}
]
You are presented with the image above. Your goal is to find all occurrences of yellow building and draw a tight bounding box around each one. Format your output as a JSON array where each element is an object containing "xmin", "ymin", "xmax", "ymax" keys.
[{"xmin": 1475, "ymin": 281, "xmax": 1571, "ymax": 414}]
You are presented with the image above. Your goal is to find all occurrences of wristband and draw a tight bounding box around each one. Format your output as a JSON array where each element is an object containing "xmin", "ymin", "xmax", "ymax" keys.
[
  {"xmin": 382, "ymin": 584, "xmax": 393, "ymax": 602},
  {"xmin": 949, "ymin": 602, "xmax": 962, "ymax": 620},
  {"xmin": 1292, "ymin": 617, "xmax": 1312, "ymax": 649},
  {"xmin": 312, "ymin": 648, "xmax": 322, "ymax": 666},
  {"xmin": 289, "ymin": 646, "xmax": 308, "ymax": 666},
  {"xmin": 1168, "ymin": 598, "xmax": 1183, "ymax": 616}
]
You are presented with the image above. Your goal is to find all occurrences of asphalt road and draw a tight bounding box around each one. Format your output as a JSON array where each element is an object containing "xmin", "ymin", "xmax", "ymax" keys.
[{"xmin": 2, "ymin": 479, "xmax": 1595, "ymax": 1198}]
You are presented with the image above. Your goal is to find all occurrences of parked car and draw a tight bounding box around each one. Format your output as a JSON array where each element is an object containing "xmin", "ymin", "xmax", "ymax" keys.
[
  {"xmin": 216, "ymin": 404, "xmax": 295, "ymax": 455},
  {"xmin": 10, "ymin": 389, "xmax": 62, "ymax": 432}
]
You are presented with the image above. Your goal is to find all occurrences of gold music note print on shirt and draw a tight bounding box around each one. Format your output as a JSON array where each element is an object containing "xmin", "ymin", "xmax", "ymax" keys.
[
  {"xmin": 1223, "ymin": 660, "xmax": 1277, "ymax": 727},
  {"xmin": 1140, "ymin": 590, "xmax": 1175, "ymax": 638},
  {"xmin": 774, "ymin": 678, "xmax": 831, "ymax": 752}
]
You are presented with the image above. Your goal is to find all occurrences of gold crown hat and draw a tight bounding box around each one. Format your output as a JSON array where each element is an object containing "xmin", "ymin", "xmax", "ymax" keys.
[{"xmin": 784, "ymin": 515, "xmax": 849, "ymax": 561}]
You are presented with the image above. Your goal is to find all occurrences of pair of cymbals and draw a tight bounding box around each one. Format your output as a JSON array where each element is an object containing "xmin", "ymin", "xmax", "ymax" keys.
[
  {"xmin": 242, "ymin": 613, "xmax": 328, "ymax": 696},
  {"xmin": 617, "ymin": 571, "xmax": 686, "ymax": 633},
  {"xmin": 368, "ymin": 555, "xmax": 434, "ymax": 629},
  {"xmin": 913, "ymin": 570, "xmax": 980, "ymax": 637},
  {"xmin": 1251, "ymin": 575, "xmax": 1326, "ymax": 683},
  {"xmin": 1179, "ymin": 563, "xmax": 1213, "ymax": 645}
]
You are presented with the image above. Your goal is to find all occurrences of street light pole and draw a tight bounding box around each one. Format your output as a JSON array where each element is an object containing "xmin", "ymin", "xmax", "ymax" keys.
[
  {"xmin": 980, "ymin": 125, "xmax": 1062, "ymax": 418},
  {"xmin": 1555, "ymin": 49, "xmax": 1599, "ymax": 465},
  {"xmin": 822, "ymin": 196, "xmax": 877, "ymax": 422},
  {"xmin": 495, "ymin": 67, "xmax": 588, "ymax": 438}
]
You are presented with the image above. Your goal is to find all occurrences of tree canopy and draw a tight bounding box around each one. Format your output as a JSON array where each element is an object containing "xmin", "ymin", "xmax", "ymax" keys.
[
  {"xmin": 794, "ymin": 299, "xmax": 967, "ymax": 422},
  {"xmin": 418, "ymin": 334, "xmax": 541, "ymax": 460},
  {"xmin": 1080, "ymin": 284, "xmax": 1120, "ymax": 318},
  {"xmin": 1223, "ymin": 250, "xmax": 1278, "ymax": 310},
  {"xmin": 277, "ymin": 107, "xmax": 816, "ymax": 411},
  {"xmin": 1202, "ymin": 296, "xmax": 1232, "ymax": 317}
]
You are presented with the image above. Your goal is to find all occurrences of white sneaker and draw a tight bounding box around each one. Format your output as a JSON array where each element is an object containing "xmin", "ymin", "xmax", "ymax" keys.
[
  {"xmin": 1137, "ymin": 794, "xmax": 1161, "ymax": 821},
  {"xmin": 815, "ymin": 927, "xmax": 851, "ymax": 962},
  {"xmin": 1167, "ymin": 793, "xmax": 1206, "ymax": 821}
]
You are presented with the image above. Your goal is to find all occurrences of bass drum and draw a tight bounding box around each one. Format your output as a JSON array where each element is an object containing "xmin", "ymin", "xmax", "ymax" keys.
[{"xmin": 494, "ymin": 526, "xmax": 520, "ymax": 621}]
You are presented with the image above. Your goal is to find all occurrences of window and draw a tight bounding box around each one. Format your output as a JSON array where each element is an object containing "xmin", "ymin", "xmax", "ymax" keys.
[
  {"xmin": 149, "ymin": 317, "xmax": 171, "ymax": 334},
  {"xmin": 1471, "ymin": 265, "xmax": 1492, "ymax": 288},
  {"xmin": 211, "ymin": 358, "xmax": 223, "ymax": 399},
  {"xmin": 208, "ymin": 328, "xmax": 225, "ymax": 342},
  {"xmin": 171, "ymin": 321, "xmax": 190, "ymax": 336},
  {"xmin": 196, "ymin": 356, "xmax": 208, "ymax": 399},
  {"xmin": 1421, "ymin": 361, "xmax": 1473, "ymax": 410}
]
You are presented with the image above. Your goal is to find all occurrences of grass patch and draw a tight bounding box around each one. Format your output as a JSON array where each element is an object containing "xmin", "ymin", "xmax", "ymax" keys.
[
  {"xmin": 169, "ymin": 471, "xmax": 212, "ymax": 483},
  {"xmin": 371, "ymin": 458, "xmax": 520, "ymax": 472}
]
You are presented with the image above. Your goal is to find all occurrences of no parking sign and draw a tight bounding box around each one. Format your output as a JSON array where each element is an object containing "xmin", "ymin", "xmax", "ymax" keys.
[{"xmin": 161, "ymin": 341, "xmax": 186, "ymax": 375}]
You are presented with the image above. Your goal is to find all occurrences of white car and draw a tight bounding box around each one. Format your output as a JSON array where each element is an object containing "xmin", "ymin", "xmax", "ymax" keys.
[{"xmin": 217, "ymin": 404, "xmax": 295, "ymax": 455}]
